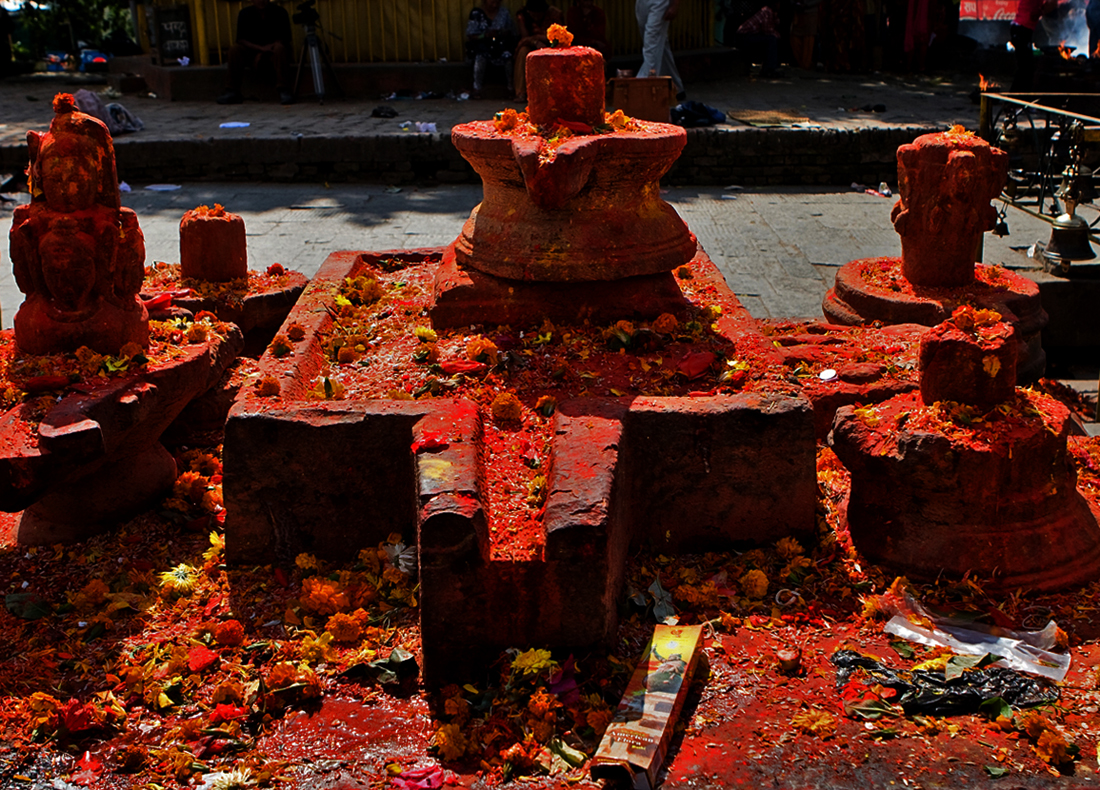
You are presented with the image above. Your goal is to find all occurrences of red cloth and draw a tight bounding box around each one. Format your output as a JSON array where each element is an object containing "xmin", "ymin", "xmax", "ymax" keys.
[{"xmin": 1014, "ymin": 0, "xmax": 1046, "ymax": 29}]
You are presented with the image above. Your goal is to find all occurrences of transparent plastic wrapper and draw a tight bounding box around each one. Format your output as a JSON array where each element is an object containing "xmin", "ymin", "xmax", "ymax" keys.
[{"xmin": 883, "ymin": 591, "xmax": 1069, "ymax": 681}]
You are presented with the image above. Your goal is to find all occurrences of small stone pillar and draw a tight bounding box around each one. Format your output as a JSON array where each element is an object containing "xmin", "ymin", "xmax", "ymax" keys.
[
  {"xmin": 891, "ymin": 127, "xmax": 1008, "ymax": 288},
  {"xmin": 180, "ymin": 204, "xmax": 248, "ymax": 282},
  {"xmin": 919, "ymin": 306, "xmax": 1017, "ymax": 410}
]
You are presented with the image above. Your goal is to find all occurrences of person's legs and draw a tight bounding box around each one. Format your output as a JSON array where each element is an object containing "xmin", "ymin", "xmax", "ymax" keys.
[
  {"xmin": 660, "ymin": 36, "xmax": 684, "ymax": 91},
  {"xmin": 225, "ymin": 43, "xmax": 249, "ymax": 93},
  {"xmin": 1009, "ymin": 22, "xmax": 1035, "ymax": 91},
  {"xmin": 514, "ymin": 44, "xmax": 533, "ymax": 100},
  {"xmin": 473, "ymin": 53, "xmax": 488, "ymax": 92},
  {"xmin": 270, "ymin": 40, "xmax": 290, "ymax": 91},
  {"xmin": 636, "ymin": 0, "xmax": 670, "ymax": 78}
]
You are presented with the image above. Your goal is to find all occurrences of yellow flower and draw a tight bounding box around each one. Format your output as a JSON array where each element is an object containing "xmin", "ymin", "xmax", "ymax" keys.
[
  {"xmin": 203, "ymin": 531, "xmax": 225, "ymax": 564},
  {"xmin": 160, "ymin": 564, "xmax": 200, "ymax": 596},
  {"xmin": 740, "ymin": 569, "xmax": 769, "ymax": 600},
  {"xmin": 512, "ymin": 648, "xmax": 557, "ymax": 677},
  {"xmin": 432, "ymin": 722, "xmax": 468, "ymax": 761},
  {"xmin": 299, "ymin": 631, "xmax": 337, "ymax": 663},
  {"xmin": 791, "ymin": 709, "xmax": 837, "ymax": 738},
  {"xmin": 295, "ymin": 553, "xmax": 322, "ymax": 572}
]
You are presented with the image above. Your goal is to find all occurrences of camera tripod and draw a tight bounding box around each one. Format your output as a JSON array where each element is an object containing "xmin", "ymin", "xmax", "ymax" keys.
[{"xmin": 293, "ymin": 23, "xmax": 342, "ymax": 103}]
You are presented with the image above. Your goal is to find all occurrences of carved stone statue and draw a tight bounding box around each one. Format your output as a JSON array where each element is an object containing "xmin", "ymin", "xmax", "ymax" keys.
[{"xmin": 10, "ymin": 93, "xmax": 148, "ymax": 355}]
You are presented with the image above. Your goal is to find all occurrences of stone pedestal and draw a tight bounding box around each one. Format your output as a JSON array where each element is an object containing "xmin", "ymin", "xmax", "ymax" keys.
[
  {"xmin": 830, "ymin": 312, "xmax": 1100, "ymax": 592},
  {"xmin": 180, "ymin": 204, "xmax": 248, "ymax": 282}
]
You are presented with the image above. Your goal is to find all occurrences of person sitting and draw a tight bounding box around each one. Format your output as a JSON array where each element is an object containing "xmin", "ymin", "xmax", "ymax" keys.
[
  {"xmin": 467, "ymin": 0, "xmax": 519, "ymax": 98},
  {"xmin": 567, "ymin": 0, "xmax": 608, "ymax": 54},
  {"xmin": 218, "ymin": 0, "xmax": 294, "ymax": 105},
  {"xmin": 733, "ymin": 1, "xmax": 783, "ymax": 77},
  {"xmin": 514, "ymin": 0, "xmax": 564, "ymax": 103}
]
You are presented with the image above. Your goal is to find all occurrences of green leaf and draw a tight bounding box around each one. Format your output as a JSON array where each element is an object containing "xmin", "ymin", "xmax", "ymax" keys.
[
  {"xmin": 889, "ymin": 638, "xmax": 915, "ymax": 660},
  {"xmin": 548, "ymin": 737, "xmax": 587, "ymax": 768},
  {"xmin": 843, "ymin": 697, "xmax": 899, "ymax": 721},
  {"xmin": 984, "ymin": 764, "xmax": 1008, "ymax": 778},
  {"xmin": 648, "ymin": 578, "xmax": 676, "ymax": 623},
  {"xmin": 945, "ymin": 653, "xmax": 1000, "ymax": 681},
  {"xmin": 5, "ymin": 592, "xmax": 52, "ymax": 620},
  {"xmin": 979, "ymin": 696, "xmax": 1012, "ymax": 721}
]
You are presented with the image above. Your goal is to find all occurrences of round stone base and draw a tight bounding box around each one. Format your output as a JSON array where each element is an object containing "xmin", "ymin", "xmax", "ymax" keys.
[
  {"xmin": 822, "ymin": 257, "xmax": 1048, "ymax": 382},
  {"xmin": 830, "ymin": 390, "xmax": 1100, "ymax": 591}
]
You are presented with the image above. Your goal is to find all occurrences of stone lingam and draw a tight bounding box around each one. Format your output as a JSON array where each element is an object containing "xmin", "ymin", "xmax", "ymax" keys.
[
  {"xmin": 1, "ymin": 94, "xmax": 242, "ymax": 544},
  {"xmin": 224, "ymin": 31, "xmax": 818, "ymax": 684},
  {"xmin": 829, "ymin": 305, "xmax": 1100, "ymax": 591},
  {"xmin": 140, "ymin": 204, "xmax": 307, "ymax": 340},
  {"xmin": 432, "ymin": 28, "xmax": 698, "ymax": 327},
  {"xmin": 822, "ymin": 126, "xmax": 1048, "ymax": 382}
]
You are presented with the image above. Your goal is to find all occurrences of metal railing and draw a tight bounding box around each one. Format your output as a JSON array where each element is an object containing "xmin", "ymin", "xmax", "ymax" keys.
[{"xmin": 146, "ymin": 0, "xmax": 714, "ymax": 66}]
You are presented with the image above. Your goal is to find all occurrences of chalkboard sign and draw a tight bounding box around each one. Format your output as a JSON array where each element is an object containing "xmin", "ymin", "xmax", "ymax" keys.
[{"xmin": 153, "ymin": 5, "xmax": 192, "ymax": 64}]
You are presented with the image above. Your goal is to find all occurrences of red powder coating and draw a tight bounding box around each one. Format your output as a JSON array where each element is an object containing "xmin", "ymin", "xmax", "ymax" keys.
[
  {"xmin": 526, "ymin": 46, "xmax": 605, "ymax": 129},
  {"xmin": 180, "ymin": 204, "xmax": 248, "ymax": 282}
]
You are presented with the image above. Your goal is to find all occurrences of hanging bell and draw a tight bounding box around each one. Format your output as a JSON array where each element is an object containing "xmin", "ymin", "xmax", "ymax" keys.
[{"xmin": 1045, "ymin": 210, "xmax": 1096, "ymax": 273}]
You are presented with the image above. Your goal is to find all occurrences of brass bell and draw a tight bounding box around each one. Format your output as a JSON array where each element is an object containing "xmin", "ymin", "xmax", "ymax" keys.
[
  {"xmin": 1045, "ymin": 209, "xmax": 1096, "ymax": 274},
  {"xmin": 1057, "ymin": 165, "xmax": 1097, "ymax": 204}
]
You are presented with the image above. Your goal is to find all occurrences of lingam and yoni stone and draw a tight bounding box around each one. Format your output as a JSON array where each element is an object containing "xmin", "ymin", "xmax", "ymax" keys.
[
  {"xmin": 893, "ymin": 128, "xmax": 1008, "ymax": 287},
  {"xmin": 446, "ymin": 44, "xmax": 696, "ymax": 285},
  {"xmin": 180, "ymin": 204, "xmax": 248, "ymax": 282},
  {"xmin": 10, "ymin": 93, "xmax": 148, "ymax": 355},
  {"xmin": 830, "ymin": 308, "xmax": 1100, "ymax": 592},
  {"xmin": 822, "ymin": 128, "xmax": 1047, "ymax": 381}
]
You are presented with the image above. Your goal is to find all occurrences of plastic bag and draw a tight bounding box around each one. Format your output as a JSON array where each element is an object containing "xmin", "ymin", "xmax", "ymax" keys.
[
  {"xmin": 882, "ymin": 590, "xmax": 1070, "ymax": 681},
  {"xmin": 832, "ymin": 650, "xmax": 1059, "ymax": 717}
]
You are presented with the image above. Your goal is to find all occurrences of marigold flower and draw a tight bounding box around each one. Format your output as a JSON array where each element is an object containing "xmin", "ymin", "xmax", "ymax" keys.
[
  {"xmin": 295, "ymin": 553, "xmax": 322, "ymax": 572},
  {"xmin": 256, "ymin": 375, "xmax": 281, "ymax": 396},
  {"xmin": 286, "ymin": 322, "xmax": 306, "ymax": 341},
  {"xmin": 466, "ymin": 336, "xmax": 499, "ymax": 364},
  {"xmin": 652, "ymin": 313, "xmax": 679, "ymax": 334},
  {"xmin": 203, "ymin": 531, "xmax": 225, "ymax": 565},
  {"xmin": 414, "ymin": 326, "xmax": 438, "ymax": 344},
  {"xmin": 325, "ymin": 612, "xmax": 363, "ymax": 644},
  {"xmin": 776, "ymin": 536, "xmax": 804, "ymax": 559},
  {"xmin": 212, "ymin": 679, "xmax": 246, "ymax": 705},
  {"xmin": 547, "ymin": 23, "xmax": 573, "ymax": 47},
  {"xmin": 512, "ymin": 648, "xmax": 557, "ymax": 677},
  {"xmin": 432, "ymin": 722, "xmax": 468, "ymax": 761},
  {"xmin": 740, "ymin": 569, "xmax": 769, "ymax": 600},
  {"xmin": 300, "ymin": 576, "xmax": 350, "ymax": 615},
  {"xmin": 75, "ymin": 578, "xmax": 109, "ymax": 609},
  {"xmin": 586, "ymin": 707, "xmax": 613, "ymax": 734},
  {"xmin": 491, "ymin": 392, "xmax": 524, "ymax": 423},
  {"xmin": 268, "ymin": 334, "xmax": 293, "ymax": 358},
  {"xmin": 214, "ymin": 619, "xmax": 245, "ymax": 647},
  {"xmin": 186, "ymin": 323, "xmax": 208, "ymax": 344},
  {"xmin": 1035, "ymin": 728, "xmax": 1072, "ymax": 765},
  {"xmin": 337, "ymin": 345, "xmax": 358, "ymax": 364}
]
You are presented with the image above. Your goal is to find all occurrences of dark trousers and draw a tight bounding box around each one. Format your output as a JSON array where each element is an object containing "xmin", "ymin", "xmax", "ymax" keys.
[
  {"xmin": 226, "ymin": 40, "xmax": 290, "ymax": 92},
  {"xmin": 1010, "ymin": 23, "xmax": 1035, "ymax": 92}
]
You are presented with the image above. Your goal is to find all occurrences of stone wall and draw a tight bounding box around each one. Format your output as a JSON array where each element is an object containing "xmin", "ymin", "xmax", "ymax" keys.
[{"xmin": 0, "ymin": 125, "xmax": 939, "ymax": 188}]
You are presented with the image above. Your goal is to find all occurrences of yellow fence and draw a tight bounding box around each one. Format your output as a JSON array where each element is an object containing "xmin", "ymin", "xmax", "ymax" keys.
[{"xmin": 145, "ymin": 0, "xmax": 714, "ymax": 65}]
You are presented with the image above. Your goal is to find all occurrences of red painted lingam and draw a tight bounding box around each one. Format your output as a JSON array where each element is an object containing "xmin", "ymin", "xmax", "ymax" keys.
[
  {"xmin": 10, "ymin": 94, "xmax": 148, "ymax": 355},
  {"xmin": 141, "ymin": 204, "xmax": 307, "ymax": 337},
  {"xmin": 1, "ymin": 94, "xmax": 243, "ymax": 544},
  {"xmin": 822, "ymin": 127, "xmax": 1048, "ymax": 381},
  {"xmin": 830, "ymin": 306, "xmax": 1100, "ymax": 591},
  {"xmin": 434, "ymin": 35, "xmax": 698, "ymax": 327}
]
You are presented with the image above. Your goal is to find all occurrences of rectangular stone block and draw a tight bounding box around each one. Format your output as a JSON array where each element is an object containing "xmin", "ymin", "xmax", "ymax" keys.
[{"xmin": 621, "ymin": 392, "xmax": 816, "ymax": 552}]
